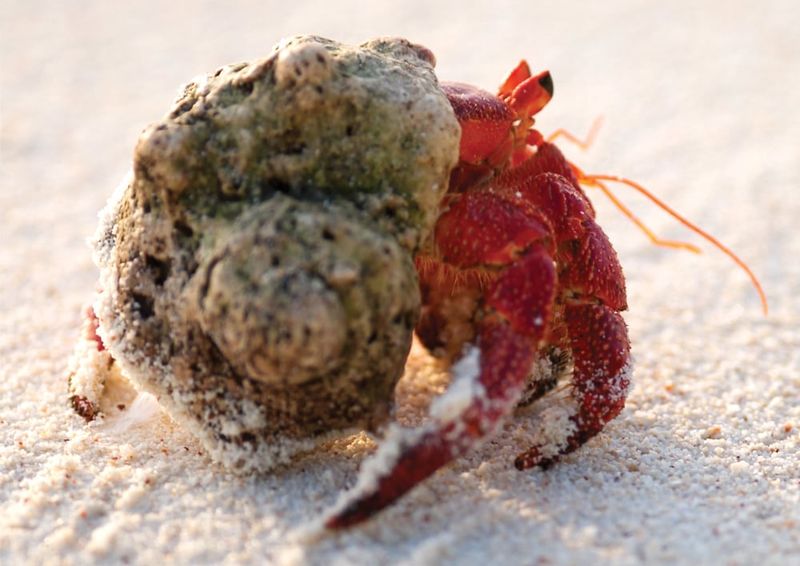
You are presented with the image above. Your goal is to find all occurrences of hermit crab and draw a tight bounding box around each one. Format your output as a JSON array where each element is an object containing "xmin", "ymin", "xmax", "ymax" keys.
[{"xmin": 67, "ymin": 36, "xmax": 766, "ymax": 530}]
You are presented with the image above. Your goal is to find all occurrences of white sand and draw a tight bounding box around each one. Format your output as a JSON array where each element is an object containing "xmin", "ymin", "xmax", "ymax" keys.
[{"xmin": 1, "ymin": 1, "xmax": 798, "ymax": 564}]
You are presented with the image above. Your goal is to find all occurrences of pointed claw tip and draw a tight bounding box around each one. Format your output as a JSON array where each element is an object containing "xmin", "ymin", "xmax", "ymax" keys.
[
  {"xmin": 538, "ymin": 72, "xmax": 554, "ymax": 97},
  {"xmin": 323, "ymin": 498, "xmax": 374, "ymax": 531},
  {"xmin": 323, "ymin": 513, "xmax": 347, "ymax": 531},
  {"xmin": 324, "ymin": 511, "xmax": 363, "ymax": 531},
  {"xmin": 538, "ymin": 459, "xmax": 555, "ymax": 471}
]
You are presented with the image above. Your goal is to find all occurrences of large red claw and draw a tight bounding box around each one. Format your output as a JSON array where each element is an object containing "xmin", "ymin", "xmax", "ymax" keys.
[
  {"xmin": 325, "ymin": 194, "xmax": 558, "ymax": 528},
  {"xmin": 324, "ymin": 59, "xmax": 641, "ymax": 531},
  {"xmin": 506, "ymin": 70, "xmax": 553, "ymax": 119},
  {"xmin": 325, "ymin": 322, "xmax": 536, "ymax": 530},
  {"xmin": 440, "ymin": 66, "xmax": 555, "ymax": 194}
]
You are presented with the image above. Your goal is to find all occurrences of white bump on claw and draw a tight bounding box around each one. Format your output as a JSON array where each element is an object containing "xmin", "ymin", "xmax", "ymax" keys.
[{"xmin": 430, "ymin": 347, "xmax": 483, "ymax": 422}]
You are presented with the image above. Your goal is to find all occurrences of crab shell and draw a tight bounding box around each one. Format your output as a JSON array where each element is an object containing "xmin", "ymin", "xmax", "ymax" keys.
[{"xmin": 87, "ymin": 36, "xmax": 460, "ymax": 470}]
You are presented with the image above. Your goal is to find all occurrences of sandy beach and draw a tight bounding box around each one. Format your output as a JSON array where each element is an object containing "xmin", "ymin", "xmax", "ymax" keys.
[{"xmin": 1, "ymin": 1, "xmax": 798, "ymax": 563}]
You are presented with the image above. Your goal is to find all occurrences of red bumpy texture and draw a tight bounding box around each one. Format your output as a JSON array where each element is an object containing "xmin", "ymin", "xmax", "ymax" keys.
[{"xmin": 326, "ymin": 61, "xmax": 631, "ymax": 529}]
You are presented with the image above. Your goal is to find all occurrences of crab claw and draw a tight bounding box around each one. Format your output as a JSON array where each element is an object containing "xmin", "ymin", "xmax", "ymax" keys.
[
  {"xmin": 498, "ymin": 60, "xmax": 532, "ymax": 98},
  {"xmin": 506, "ymin": 69, "xmax": 553, "ymax": 119},
  {"xmin": 325, "ymin": 192, "xmax": 557, "ymax": 529},
  {"xmin": 324, "ymin": 321, "xmax": 535, "ymax": 529},
  {"xmin": 440, "ymin": 63, "xmax": 554, "ymax": 194},
  {"xmin": 324, "ymin": 320, "xmax": 547, "ymax": 528}
]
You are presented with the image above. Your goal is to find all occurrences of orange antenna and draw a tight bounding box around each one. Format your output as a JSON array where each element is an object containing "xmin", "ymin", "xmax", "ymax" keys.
[
  {"xmin": 547, "ymin": 116, "xmax": 604, "ymax": 150},
  {"xmin": 550, "ymin": 121, "xmax": 701, "ymax": 254},
  {"xmin": 544, "ymin": 119, "xmax": 767, "ymax": 314},
  {"xmin": 585, "ymin": 176, "xmax": 701, "ymax": 254},
  {"xmin": 581, "ymin": 172, "xmax": 769, "ymax": 315}
]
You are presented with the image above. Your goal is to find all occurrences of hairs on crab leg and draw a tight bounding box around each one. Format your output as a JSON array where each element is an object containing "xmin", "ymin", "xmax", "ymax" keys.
[{"xmin": 513, "ymin": 302, "xmax": 630, "ymax": 469}]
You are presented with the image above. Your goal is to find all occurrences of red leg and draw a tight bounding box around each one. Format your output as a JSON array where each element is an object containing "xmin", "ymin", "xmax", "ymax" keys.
[
  {"xmin": 559, "ymin": 220, "xmax": 628, "ymax": 311},
  {"xmin": 514, "ymin": 302, "xmax": 630, "ymax": 469},
  {"xmin": 499, "ymin": 171, "xmax": 593, "ymax": 243},
  {"xmin": 490, "ymin": 169, "xmax": 630, "ymax": 468},
  {"xmin": 501, "ymin": 142, "xmax": 595, "ymax": 215},
  {"xmin": 325, "ymin": 193, "xmax": 557, "ymax": 529},
  {"xmin": 496, "ymin": 170, "xmax": 626, "ymax": 311},
  {"xmin": 68, "ymin": 304, "xmax": 111, "ymax": 422}
]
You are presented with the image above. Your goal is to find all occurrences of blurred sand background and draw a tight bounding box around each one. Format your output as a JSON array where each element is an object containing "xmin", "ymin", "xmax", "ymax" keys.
[{"xmin": 1, "ymin": 0, "xmax": 798, "ymax": 564}]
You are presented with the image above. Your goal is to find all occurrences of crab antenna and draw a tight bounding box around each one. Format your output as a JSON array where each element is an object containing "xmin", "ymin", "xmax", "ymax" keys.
[
  {"xmin": 546, "ymin": 116, "xmax": 605, "ymax": 150},
  {"xmin": 586, "ymin": 177, "xmax": 701, "ymax": 254},
  {"xmin": 584, "ymin": 172, "xmax": 769, "ymax": 315},
  {"xmin": 570, "ymin": 162, "xmax": 702, "ymax": 253}
]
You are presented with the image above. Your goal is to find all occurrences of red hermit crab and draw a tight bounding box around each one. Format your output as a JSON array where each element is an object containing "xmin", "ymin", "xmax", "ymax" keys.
[
  {"xmin": 325, "ymin": 60, "xmax": 768, "ymax": 528},
  {"xmin": 67, "ymin": 37, "xmax": 766, "ymax": 532}
]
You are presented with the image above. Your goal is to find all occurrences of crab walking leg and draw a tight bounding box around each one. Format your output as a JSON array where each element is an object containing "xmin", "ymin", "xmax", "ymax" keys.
[
  {"xmin": 325, "ymin": 244, "xmax": 557, "ymax": 528},
  {"xmin": 490, "ymin": 166, "xmax": 630, "ymax": 469},
  {"xmin": 67, "ymin": 304, "xmax": 113, "ymax": 422},
  {"xmin": 514, "ymin": 302, "xmax": 631, "ymax": 470}
]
